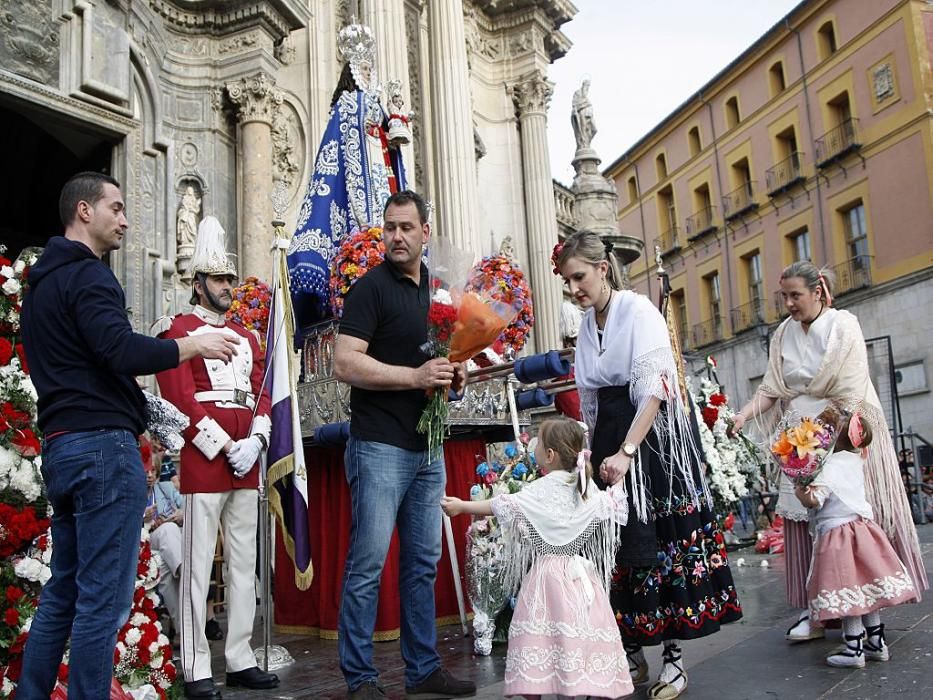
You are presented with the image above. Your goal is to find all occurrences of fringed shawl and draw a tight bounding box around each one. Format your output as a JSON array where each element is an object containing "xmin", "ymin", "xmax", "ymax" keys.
[
  {"xmin": 491, "ymin": 472, "xmax": 627, "ymax": 597},
  {"xmin": 758, "ymin": 310, "xmax": 927, "ymax": 595},
  {"xmin": 575, "ymin": 290, "xmax": 712, "ymax": 521}
]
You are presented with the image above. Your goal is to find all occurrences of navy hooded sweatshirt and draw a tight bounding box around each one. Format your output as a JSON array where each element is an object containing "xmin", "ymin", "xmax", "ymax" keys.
[{"xmin": 21, "ymin": 236, "xmax": 180, "ymax": 435}]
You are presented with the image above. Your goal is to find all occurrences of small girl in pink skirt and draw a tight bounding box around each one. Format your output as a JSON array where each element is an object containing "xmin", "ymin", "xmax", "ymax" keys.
[
  {"xmin": 442, "ymin": 417, "xmax": 633, "ymax": 699},
  {"xmin": 795, "ymin": 410, "xmax": 917, "ymax": 668}
]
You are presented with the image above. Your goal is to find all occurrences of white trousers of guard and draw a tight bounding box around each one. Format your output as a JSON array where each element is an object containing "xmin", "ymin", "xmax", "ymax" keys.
[{"xmin": 180, "ymin": 489, "xmax": 258, "ymax": 682}]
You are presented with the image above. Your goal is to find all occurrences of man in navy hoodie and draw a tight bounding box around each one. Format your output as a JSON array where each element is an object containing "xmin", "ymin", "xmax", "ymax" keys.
[{"xmin": 17, "ymin": 171, "xmax": 240, "ymax": 700}]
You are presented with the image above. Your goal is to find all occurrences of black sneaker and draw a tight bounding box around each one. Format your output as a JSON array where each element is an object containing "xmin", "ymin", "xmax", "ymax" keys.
[
  {"xmin": 347, "ymin": 680, "xmax": 386, "ymax": 699},
  {"xmin": 405, "ymin": 667, "xmax": 476, "ymax": 698}
]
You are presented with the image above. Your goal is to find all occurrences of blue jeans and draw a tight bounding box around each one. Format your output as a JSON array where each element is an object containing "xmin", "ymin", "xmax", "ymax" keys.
[
  {"xmin": 17, "ymin": 429, "xmax": 146, "ymax": 699},
  {"xmin": 338, "ymin": 437, "xmax": 445, "ymax": 690}
]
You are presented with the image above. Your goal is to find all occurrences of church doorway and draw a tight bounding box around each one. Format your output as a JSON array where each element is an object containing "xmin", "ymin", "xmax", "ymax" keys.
[{"xmin": 0, "ymin": 96, "xmax": 115, "ymax": 261}]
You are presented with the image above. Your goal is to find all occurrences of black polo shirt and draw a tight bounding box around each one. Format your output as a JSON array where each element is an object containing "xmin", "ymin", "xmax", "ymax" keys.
[{"xmin": 339, "ymin": 259, "xmax": 431, "ymax": 450}]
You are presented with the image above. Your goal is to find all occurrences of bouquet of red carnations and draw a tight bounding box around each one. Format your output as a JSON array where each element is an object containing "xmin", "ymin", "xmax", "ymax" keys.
[
  {"xmin": 417, "ymin": 240, "xmax": 516, "ymax": 455},
  {"xmin": 770, "ymin": 411, "xmax": 837, "ymax": 486}
]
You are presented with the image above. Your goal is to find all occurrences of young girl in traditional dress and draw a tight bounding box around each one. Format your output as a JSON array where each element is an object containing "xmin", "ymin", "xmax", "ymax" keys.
[
  {"xmin": 441, "ymin": 417, "xmax": 634, "ymax": 699},
  {"xmin": 795, "ymin": 410, "xmax": 917, "ymax": 668}
]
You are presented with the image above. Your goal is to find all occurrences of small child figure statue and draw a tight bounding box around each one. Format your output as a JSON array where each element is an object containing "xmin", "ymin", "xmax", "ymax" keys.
[{"xmin": 386, "ymin": 79, "xmax": 413, "ymax": 146}]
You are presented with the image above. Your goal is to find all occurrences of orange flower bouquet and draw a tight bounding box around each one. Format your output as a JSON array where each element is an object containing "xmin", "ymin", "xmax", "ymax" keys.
[
  {"xmin": 770, "ymin": 412, "xmax": 837, "ymax": 486},
  {"xmin": 417, "ymin": 241, "xmax": 516, "ymax": 454}
]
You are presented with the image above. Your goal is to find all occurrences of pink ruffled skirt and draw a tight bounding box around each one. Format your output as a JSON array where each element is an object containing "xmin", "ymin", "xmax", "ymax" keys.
[{"xmin": 807, "ymin": 518, "xmax": 917, "ymax": 621}]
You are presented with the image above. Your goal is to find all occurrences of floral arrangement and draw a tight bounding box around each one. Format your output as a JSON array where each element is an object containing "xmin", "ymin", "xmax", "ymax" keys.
[
  {"xmin": 328, "ymin": 227, "xmax": 385, "ymax": 317},
  {"xmin": 417, "ymin": 285, "xmax": 459, "ymax": 455},
  {"xmin": 226, "ymin": 276, "xmax": 272, "ymax": 351},
  {"xmin": 113, "ymin": 533, "xmax": 177, "ymax": 699},
  {"xmin": 465, "ymin": 255, "xmax": 534, "ymax": 357},
  {"xmin": 466, "ymin": 438, "xmax": 538, "ymax": 654},
  {"xmin": 550, "ymin": 241, "xmax": 563, "ymax": 275},
  {"xmin": 688, "ymin": 375, "xmax": 764, "ymax": 514},
  {"xmin": 0, "ymin": 242, "xmax": 179, "ymax": 698},
  {"xmin": 771, "ymin": 412, "xmax": 837, "ymax": 486}
]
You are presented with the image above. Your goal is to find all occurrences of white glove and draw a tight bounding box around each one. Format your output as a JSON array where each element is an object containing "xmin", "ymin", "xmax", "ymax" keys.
[{"xmin": 227, "ymin": 435, "xmax": 263, "ymax": 478}]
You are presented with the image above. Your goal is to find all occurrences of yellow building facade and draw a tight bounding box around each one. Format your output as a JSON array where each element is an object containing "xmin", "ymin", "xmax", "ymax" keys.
[{"xmin": 605, "ymin": 0, "xmax": 933, "ymax": 437}]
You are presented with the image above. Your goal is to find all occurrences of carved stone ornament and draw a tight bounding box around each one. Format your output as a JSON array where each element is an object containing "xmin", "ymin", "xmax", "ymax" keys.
[
  {"xmin": 510, "ymin": 73, "xmax": 553, "ymax": 117},
  {"xmin": 872, "ymin": 62, "xmax": 895, "ymax": 101},
  {"xmin": 271, "ymin": 103, "xmax": 302, "ymax": 190},
  {"xmin": 0, "ymin": 0, "xmax": 60, "ymax": 86},
  {"xmin": 275, "ymin": 35, "xmax": 296, "ymax": 65},
  {"xmin": 217, "ymin": 31, "xmax": 261, "ymax": 56},
  {"xmin": 225, "ymin": 73, "xmax": 284, "ymax": 125}
]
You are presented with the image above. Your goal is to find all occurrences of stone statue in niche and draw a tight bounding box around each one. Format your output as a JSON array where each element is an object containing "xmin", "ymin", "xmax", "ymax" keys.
[
  {"xmin": 498, "ymin": 235, "xmax": 515, "ymax": 260},
  {"xmin": 571, "ymin": 79, "xmax": 596, "ymax": 151},
  {"xmin": 386, "ymin": 79, "xmax": 413, "ymax": 146},
  {"xmin": 176, "ymin": 185, "xmax": 201, "ymax": 248}
]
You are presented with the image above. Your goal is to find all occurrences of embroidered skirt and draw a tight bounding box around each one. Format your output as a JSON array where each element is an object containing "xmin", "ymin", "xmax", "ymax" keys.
[
  {"xmin": 591, "ymin": 385, "xmax": 743, "ymax": 646},
  {"xmin": 504, "ymin": 556, "xmax": 634, "ymax": 699},
  {"xmin": 807, "ymin": 518, "xmax": 916, "ymax": 621}
]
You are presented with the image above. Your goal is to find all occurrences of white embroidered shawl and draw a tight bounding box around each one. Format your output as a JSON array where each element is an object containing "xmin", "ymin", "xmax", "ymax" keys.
[
  {"xmin": 491, "ymin": 471, "xmax": 627, "ymax": 596},
  {"xmin": 574, "ymin": 290, "xmax": 711, "ymax": 521}
]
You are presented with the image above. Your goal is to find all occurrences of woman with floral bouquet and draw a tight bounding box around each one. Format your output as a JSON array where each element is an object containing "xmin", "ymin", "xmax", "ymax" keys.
[
  {"xmin": 555, "ymin": 230, "xmax": 741, "ymax": 700},
  {"xmin": 730, "ymin": 261, "xmax": 926, "ymax": 643}
]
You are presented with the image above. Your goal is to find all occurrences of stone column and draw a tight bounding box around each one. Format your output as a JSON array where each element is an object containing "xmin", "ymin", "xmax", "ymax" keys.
[
  {"xmin": 427, "ymin": 0, "xmax": 479, "ymax": 249},
  {"xmin": 364, "ymin": 0, "xmax": 414, "ymax": 169},
  {"xmin": 226, "ymin": 73, "xmax": 282, "ymax": 284},
  {"xmin": 511, "ymin": 71, "xmax": 562, "ymax": 353}
]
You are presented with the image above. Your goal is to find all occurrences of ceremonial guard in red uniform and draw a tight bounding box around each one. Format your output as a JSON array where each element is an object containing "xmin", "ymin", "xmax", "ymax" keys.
[{"xmin": 154, "ymin": 217, "xmax": 278, "ymax": 699}]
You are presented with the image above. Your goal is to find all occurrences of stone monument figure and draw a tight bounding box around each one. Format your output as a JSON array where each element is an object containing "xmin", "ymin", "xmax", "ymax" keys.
[
  {"xmin": 571, "ymin": 79, "xmax": 596, "ymax": 152},
  {"xmin": 176, "ymin": 185, "xmax": 201, "ymax": 248},
  {"xmin": 176, "ymin": 185, "xmax": 201, "ymax": 280}
]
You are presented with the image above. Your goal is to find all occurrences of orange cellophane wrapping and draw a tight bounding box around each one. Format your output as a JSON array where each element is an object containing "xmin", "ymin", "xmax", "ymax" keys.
[{"xmin": 448, "ymin": 292, "xmax": 514, "ymax": 363}]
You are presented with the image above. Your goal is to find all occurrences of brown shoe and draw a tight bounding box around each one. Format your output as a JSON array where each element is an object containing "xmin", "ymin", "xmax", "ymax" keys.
[{"xmin": 405, "ymin": 667, "xmax": 476, "ymax": 698}]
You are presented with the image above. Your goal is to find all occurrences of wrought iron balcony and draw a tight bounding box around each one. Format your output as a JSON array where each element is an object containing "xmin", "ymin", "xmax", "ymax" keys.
[
  {"xmin": 730, "ymin": 298, "xmax": 766, "ymax": 333},
  {"xmin": 692, "ymin": 316, "xmax": 726, "ymax": 347},
  {"xmin": 829, "ymin": 255, "xmax": 873, "ymax": 296},
  {"xmin": 722, "ymin": 181, "xmax": 759, "ymax": 221},
  {"xmin": 686, "ymin": 206, "xmax": 717, "ymax": 241},
  {"xmin": 816, "ymin": 118, "xmax": 861, "ymax": 168},
  {"xmin": 766, "ymin": 152, "xmax": 806, "ymax": 196},
  {"xmin": 654, "ymin": 226, "xmax": 682, "ymax": 256}
]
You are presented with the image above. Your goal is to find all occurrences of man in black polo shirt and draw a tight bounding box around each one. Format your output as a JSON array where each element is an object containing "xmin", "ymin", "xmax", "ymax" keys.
[{"xmin": 334, "ymin": 190, "xmax": 474, "ymax": 700}]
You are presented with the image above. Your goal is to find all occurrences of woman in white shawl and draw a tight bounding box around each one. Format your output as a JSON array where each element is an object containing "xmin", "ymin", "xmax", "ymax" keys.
[
  {"xmin": 557, "ymin": 231, "xmax": 742, "ymax": 700},
  {"xmin": 731, "ymin": 261, "xmax": 926, "ymax": 642}
]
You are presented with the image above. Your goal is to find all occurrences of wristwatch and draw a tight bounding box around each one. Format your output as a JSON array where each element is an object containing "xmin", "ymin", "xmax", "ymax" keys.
[{"xmin": 621, "ymin": 442, "xmax": 638, "ymax": 457}]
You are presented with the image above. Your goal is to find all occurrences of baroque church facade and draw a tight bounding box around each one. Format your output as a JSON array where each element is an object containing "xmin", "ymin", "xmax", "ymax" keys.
[{"xmin": 0, "ymin": 0, "xmax": 575, "ymax": 351}]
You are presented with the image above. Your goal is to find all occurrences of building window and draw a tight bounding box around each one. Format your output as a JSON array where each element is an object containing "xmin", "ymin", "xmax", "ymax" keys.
[
  {"xmin": 707, "ymin": 272, "xmax": 722, "ymax": 332},
  {"xmin": 656, "ymin": 152, "xmax": 668, "ymax": 180},
  {"xmin": 829, "ymin": 91, "xmax": 853, "ymax": 128},
  {"xmin": 658, "ymin": 185, "xmax": 677, "ymax": 242},
  {"xmin": 627, "ymin": 175, "xmax": 638, "ymax": 204},
  {"xmin": 843, "ymin": 201, "xmax": 869, "ymax": 265},
  {"xmin": 725, "ymin": 96, "xmax": 740, "ymax": 129},
  {"xmin": 672, "ymin": 290, "xmax": 688, "ymax": 348},
  {"xmin": 792, "ymin": 229, "xmax": 811, "ymax": 261},
  {"xmin": 746, "ymin": 253, "xmax": 764, "ymax": 304},
  {"xmin": 817, "ymin": 20, "xmax": 837, "ymax": 61},
  {"xmin": 769, "ymin": 61, "xmax": 786, "ymax": 96},
  {"xmin": 688, "ymin": 126, "xmax": 701, "ymax": 157}
]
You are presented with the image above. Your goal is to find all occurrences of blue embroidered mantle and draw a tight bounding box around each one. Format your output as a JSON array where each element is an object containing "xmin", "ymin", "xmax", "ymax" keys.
[{"xmin": 287, "ymin": 89, "xmax": 407, "ymax": 326}]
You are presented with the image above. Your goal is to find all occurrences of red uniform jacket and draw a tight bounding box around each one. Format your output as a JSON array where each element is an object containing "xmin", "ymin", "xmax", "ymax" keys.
[{"xmin": 156, "ymin": 308, "xmax": 271, "ymax": 494}]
